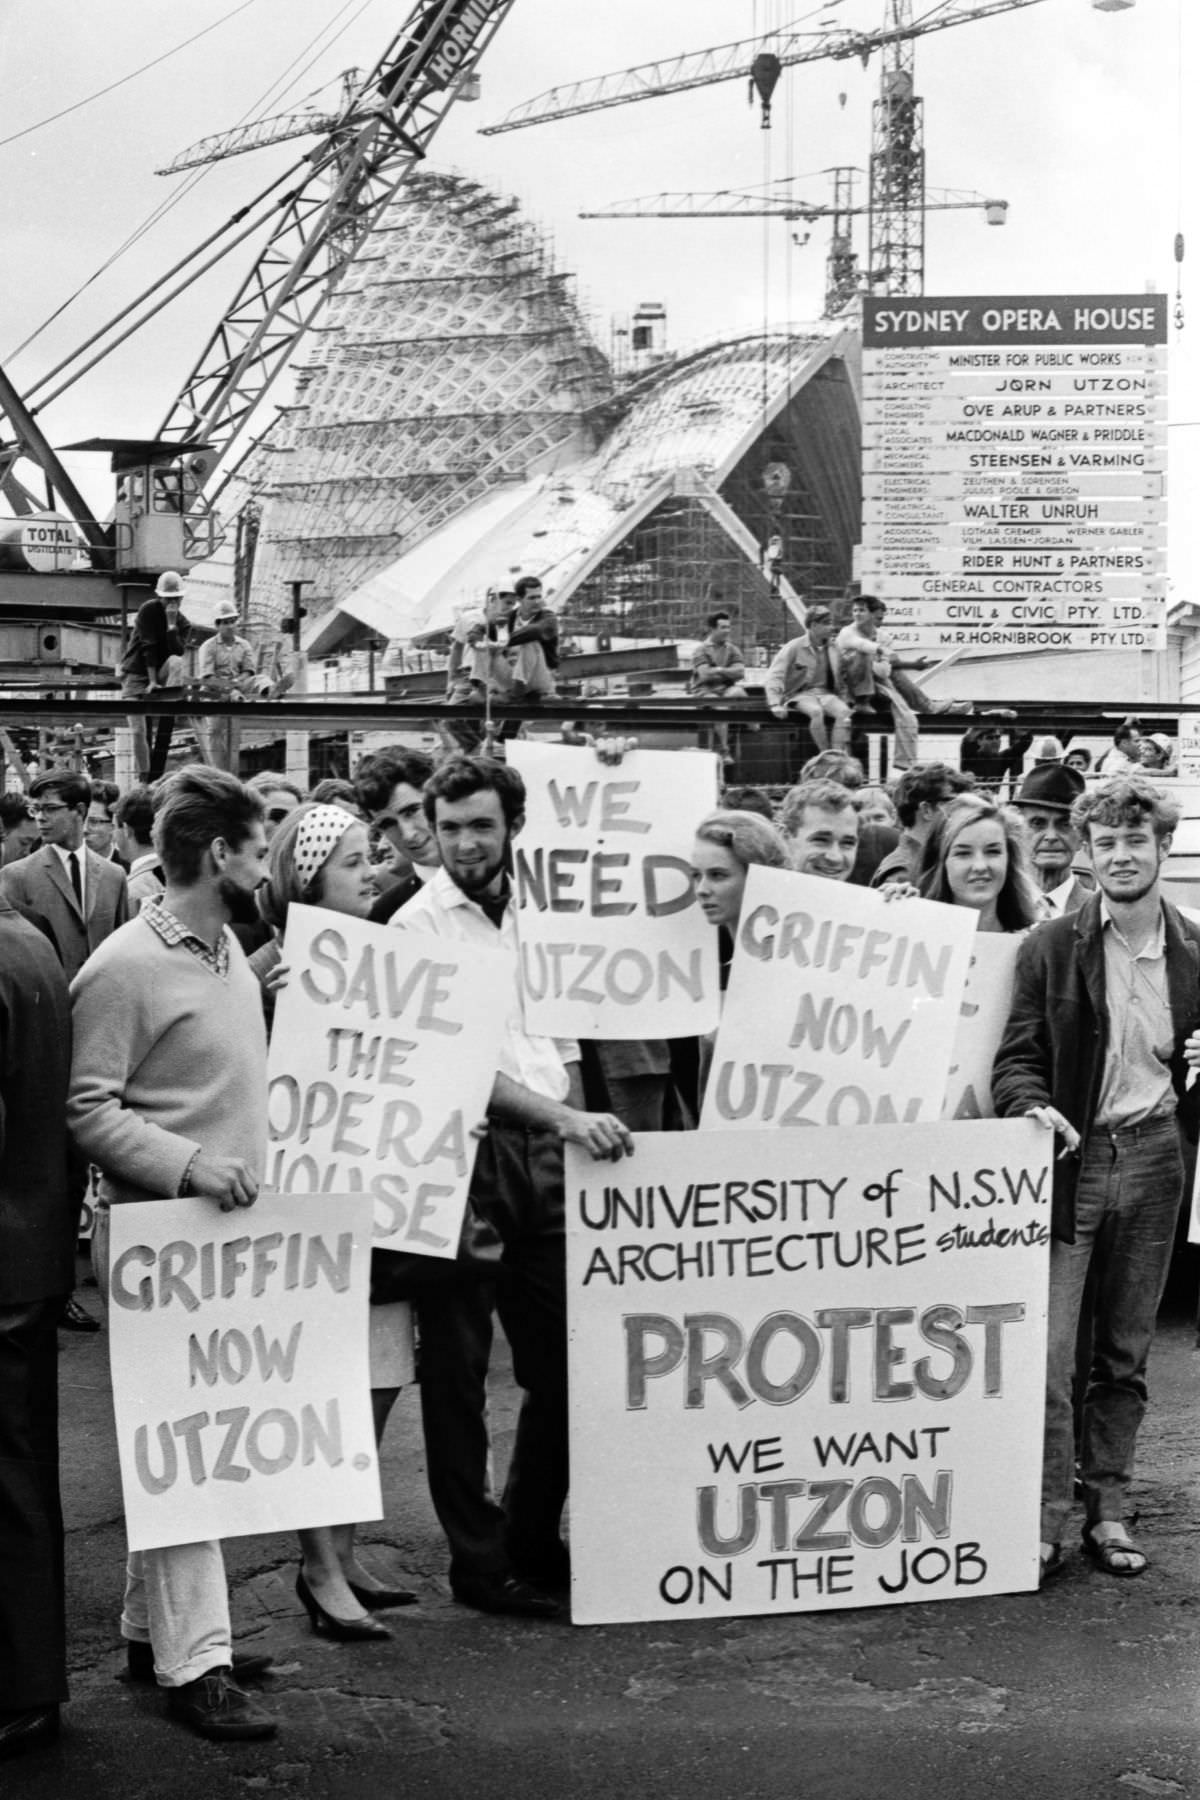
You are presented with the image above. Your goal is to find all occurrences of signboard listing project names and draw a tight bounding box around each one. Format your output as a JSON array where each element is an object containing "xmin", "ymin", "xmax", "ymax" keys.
[{"xmin": 860, "ymin": 295, "xmax": 1167, "ymax": 652}]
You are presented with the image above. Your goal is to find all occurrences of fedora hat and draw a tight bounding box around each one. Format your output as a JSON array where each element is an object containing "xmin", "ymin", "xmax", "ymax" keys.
[{"xmin": 1013, "ymin": 762, "xmax": 1085, "ymax": 814}]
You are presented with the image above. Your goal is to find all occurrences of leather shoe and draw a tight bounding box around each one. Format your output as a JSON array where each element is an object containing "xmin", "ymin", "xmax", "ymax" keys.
[
  {"xmin": 451, "ymin": 1572, "xmax": 561, "ymax": 1619},
  {"xmin": 165, "ymin": 1669, "xmax": 277, "ymax": 1742},
  {"xmin": 128, "ymin": 1641, "xmax": 274, "ymax": 1684},
  {"xmin": 347, "ymin": 1580, "xmax": 418, "ymax": 1611},
  {"xmin": 59, "ymin": 1296, "xmax": 101, "ymax": 1333},
  {"xmin": 510, "ymin": 1542, "xmax": 571, "ymax": 1593},
  {"xmin": 295, "ymin": 1569, "xmax": 391, "ymax": 1641},
  {"xmin": 0, "ymin": 1705, "xmax": 59, "ymax": 1760}
]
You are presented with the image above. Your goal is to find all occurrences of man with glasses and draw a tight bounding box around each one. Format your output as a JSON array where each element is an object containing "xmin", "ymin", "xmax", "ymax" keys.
[
  {"xmin": 869, "ymin": 762, "xmax": 975, "ymax": 889},
  {"xmin": 0, "ymin": 771, "xmax": 130, "ymax": 983},
  {"xmin": 84, "ymin": 781, "xmax": 126, "ymax": 870}
]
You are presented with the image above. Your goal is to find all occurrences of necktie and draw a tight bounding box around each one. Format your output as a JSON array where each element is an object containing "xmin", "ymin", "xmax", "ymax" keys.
[{"xmin": 68, "ymin": 850, "xmax": 82, "ymax": 908}]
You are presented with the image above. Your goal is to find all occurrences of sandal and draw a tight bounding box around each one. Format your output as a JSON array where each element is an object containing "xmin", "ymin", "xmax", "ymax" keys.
[
  {"xmin": 1038, "ymin": 1542, "xmax": 1065, "ymax": 1587},
  {"xmin": 1082, "ymin": 1524, "xmax": 1148, "ymax": 1578}
]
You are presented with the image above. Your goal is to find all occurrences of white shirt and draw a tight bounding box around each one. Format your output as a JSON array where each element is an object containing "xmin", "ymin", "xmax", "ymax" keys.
[
  {"xmin": 1043, "ymin": 873, "xmax": 1076, "ymax": 917},
  {"xmin": 1095, "ymin": 899, "xmax": 1173, "ymax": 1129},
  {"xmin": 392, "ymin": 865, "xmax": 576, "ymax": 1102},
  {"xmin": 51, "ymin": 841, "xmax": 86, "ymax": 911}
]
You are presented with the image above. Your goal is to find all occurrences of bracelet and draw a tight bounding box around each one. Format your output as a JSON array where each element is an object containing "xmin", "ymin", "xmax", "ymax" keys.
[{"xmin": 178, "ymin": 1150, "xmax": 201, "ymax": 1198}]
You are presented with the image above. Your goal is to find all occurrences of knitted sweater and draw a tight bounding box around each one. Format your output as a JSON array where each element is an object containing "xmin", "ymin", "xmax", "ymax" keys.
[{"xmin": 67, "ymin": 913, "xmax": 267, "ymax": 1206}]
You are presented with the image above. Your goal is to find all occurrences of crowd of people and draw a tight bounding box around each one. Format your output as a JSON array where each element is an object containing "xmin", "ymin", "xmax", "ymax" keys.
[{"xmin": 0, "ymin": 715, "xmax": 1195, "ymax": 1759}]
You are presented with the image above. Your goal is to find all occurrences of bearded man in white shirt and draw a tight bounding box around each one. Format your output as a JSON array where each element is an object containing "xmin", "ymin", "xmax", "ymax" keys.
[{"xmin": 394, "ymin": 754, "xmax": 633, "ymax": 1618}]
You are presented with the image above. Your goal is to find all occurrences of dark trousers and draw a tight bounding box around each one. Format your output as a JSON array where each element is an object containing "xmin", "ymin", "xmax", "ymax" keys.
[
  {"xmin": 415, "ymin": 1125, "xmax": 568, "ymax": 1583},
  {"xmin": 1042, "ymin": 1119, "xmax": 1182, "ymax": 1541},
  {"xmin": 0, "ymin": 1297, "xmax": 68, "ymax": 1706}
]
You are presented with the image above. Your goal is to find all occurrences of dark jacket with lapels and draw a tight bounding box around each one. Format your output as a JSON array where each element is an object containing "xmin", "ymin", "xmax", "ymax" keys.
[{"xmin": 991, "ymin": 891, "xmax": 1200, "ymax": 1242}]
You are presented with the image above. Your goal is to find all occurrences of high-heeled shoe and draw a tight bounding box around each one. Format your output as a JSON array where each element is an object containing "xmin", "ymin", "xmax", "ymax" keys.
[
  {"xmin": 347, "ymin": 1579, "xmax": 418, "ymax": 1611},
  {"xmin": 295, "ymin": 1569, "xmax": 391, "ymax": 1642}
]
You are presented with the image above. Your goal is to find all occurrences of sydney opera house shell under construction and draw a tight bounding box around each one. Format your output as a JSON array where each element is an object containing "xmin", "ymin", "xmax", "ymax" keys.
[{"xmin": 240, "ymin": 168, "xmax": 863, "ymax": 662}]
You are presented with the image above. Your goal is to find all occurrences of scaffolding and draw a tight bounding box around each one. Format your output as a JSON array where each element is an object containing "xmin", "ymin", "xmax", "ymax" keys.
[
  {"xmin": 560, "ymin": 333, "xmax": 861, "ymax": 650},
  {"xmin": 245, "ymin": 169, "xmax": 613, "ymax": 610},
  {"xmin": 240, "ymin": 179, "xmax": 861, "ymax": 661}
]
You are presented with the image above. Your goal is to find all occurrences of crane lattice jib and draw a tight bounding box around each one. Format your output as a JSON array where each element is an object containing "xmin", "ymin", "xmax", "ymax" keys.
[
  {"xmin": 156, "ymin": 0, "xmax": 517, "ymax": 474},
  {"xmin": 480, "ymin": 0, "xmax": 1048, "ymax": 134},
  {"xmin": 579, "ymin": 185, "xmax": 1000, "ymax": 222},
  {"xmin": 868, "ymin": 0, "xmax": 924, "ymax": 297},
  {"xmin": 155, "ymin": 107, "xmax": 345, "ymax": 176}
]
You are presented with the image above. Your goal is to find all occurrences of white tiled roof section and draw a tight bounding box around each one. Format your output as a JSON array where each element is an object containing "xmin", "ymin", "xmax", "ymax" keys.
[{"xmin": 590, "ymin": 334, "xmax": 830, "ymax": 505}]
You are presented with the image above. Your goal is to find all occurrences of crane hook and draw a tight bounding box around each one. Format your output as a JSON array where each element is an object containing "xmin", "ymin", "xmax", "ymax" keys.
[{"xmin": 749, "ymin": 51, "xmax": 782, "ymax": 128}]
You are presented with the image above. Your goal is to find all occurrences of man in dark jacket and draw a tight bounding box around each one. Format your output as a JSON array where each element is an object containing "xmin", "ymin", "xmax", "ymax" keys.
[
  {"xmin": 992, "ymin": 777, "xmax": 1200, "ymax": 1583},
  {"xmin": 0, "ymin": 769, "xmax": 131, "ymax": 984},
  {"xmin": 504, "ymin": 576, "xmax": 559, "ymax": 701},
  {"xmin": 121, "ymin": 570, "xmax": 192, "ymax": 780},
  {"xmin": 0, "ymin": 902, "xmax": 74, "ymax": 1759}
]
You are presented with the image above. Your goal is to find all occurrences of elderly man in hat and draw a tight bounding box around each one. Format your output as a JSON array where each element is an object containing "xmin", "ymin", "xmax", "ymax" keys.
[
  {"xmin": 197, "ymin": 603, "xmax": 258, "ymax": 773},
  {"xmin": 1012, "ymin": 762, "xmax": 1094, "ymax": 916}
]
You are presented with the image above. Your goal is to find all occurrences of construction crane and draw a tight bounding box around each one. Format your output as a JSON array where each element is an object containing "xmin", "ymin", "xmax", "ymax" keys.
[
  {"xmin": 0, "ymin": 0, "xmax": 517, "ymax": 677},
  {"xmin": 154, "ymin": 75, "xmax": 360, "ymax": 177},
  {"xmin": 484, "ymin": 0, "xmax": 1132, "ymax": 298},
  {"xmin": 5, "ymin": 0, "xmax": 517, "ymax": 536},
  {"xmin": 156, "ymin": 1, "xmax": 516, "ymax": 465},
  {"xmin": 479, "ymin": 0, "xmax": 1055, "ymax": 136},
  {"xmin": 581, "ymin": 168, "xmax": 1008, "ymax": 316}
]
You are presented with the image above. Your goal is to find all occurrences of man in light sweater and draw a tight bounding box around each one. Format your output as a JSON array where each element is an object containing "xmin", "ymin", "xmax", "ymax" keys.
[{"xmin": 67, "ymin": 767, "xmax": 278, "ymax": 1744}]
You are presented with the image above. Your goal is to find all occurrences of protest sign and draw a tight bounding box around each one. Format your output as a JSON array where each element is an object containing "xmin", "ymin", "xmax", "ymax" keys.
[
  {"xmin": 109, "ymin": 1192, "xmax": 380, "ymax": 1552},
  {"xmin": 700, "ymin": 867, "xmax": 976, "ymax": 1129},
  {"xmin": 941, "ymin": 933, "xmax": 1021, "ymax": 1120},
  {"xmin": 507, "ymin": 741, "xmax": 720, "ymax": 1037},
  {"xmin": 566, "ymin": 1120, "xmax": 1050, "ymax": 1623},
  {"xmin": 266, "ymin": 905, "xmax": 511, "ymax": 1259}
]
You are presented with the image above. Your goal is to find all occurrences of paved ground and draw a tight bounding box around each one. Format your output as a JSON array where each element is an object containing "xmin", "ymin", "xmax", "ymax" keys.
[{"xmin": 15, "ymin": 1255, "xmax": 1200, "ymax": 1799}]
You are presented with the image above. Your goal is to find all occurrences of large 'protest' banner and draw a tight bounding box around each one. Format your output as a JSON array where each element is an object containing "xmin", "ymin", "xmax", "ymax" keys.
[
  {"xmin": 700, "ymin": 867, "xmax": 977, "ymax": 1129},
  {"xmin": 266, "ymin": 906, "xmax": 511, "ymax": 1259},
  {"xmin": 109, "ymin": 1193, "xmax": 380, "ymax": 1552},
  {"xmin": 941, "ymin": 933, "xmax": 1021, "ymax": 1120},
  {"xmin": 567, "ymin": 1121, "xmax": 1050, "ymax": 1623},
  {"xmin": 507, "ymin": 741, "xmax": 721, "ymax": 1038}
]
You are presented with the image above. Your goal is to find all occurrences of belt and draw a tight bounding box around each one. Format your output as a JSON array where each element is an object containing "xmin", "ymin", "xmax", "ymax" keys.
[{"xmin": 1091, "ymin": 1112, "xmax": 1177, "ymax": 1145}]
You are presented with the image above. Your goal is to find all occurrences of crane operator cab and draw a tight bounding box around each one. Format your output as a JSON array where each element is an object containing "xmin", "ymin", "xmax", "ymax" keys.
[{"xmin": 64, "ymin": 436, "xmax": 224, "ymax": 576}]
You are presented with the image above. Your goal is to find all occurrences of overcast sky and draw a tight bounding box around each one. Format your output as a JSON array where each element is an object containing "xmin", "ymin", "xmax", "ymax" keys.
[{"xmin": 0, "ymin": 0, "xmax": 1193, "ymax": 584}]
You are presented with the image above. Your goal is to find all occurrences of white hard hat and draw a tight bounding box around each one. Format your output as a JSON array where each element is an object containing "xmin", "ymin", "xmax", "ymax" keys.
[
  {"xmin": 155, "ymin": 570, "xmax": 184, "ymax": 599},
  {"xmin": 213, "ymin": 601, "xmax": 239, "ymax": 623}
]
